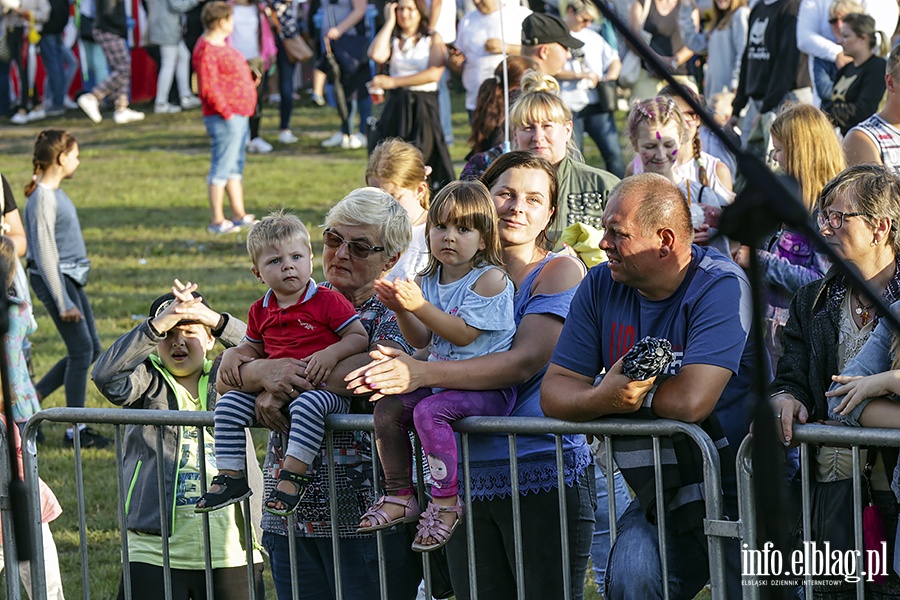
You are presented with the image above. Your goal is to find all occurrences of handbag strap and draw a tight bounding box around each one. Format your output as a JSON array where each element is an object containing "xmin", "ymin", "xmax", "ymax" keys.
[{"xmin": 863, "ymin": 446, "xmax": 879, "ymax": 505}]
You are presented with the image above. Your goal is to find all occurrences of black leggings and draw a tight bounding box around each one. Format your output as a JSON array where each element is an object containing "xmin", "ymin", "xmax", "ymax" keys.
[{"xmin": 116, "ymin": 562, "xmax": 265, "ymax": 600}]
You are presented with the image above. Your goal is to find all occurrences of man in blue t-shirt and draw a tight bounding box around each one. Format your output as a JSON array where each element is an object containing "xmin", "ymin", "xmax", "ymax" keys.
[{"xmin": 541, "ymin": 173, "xmax": 759, "ymax": 600}]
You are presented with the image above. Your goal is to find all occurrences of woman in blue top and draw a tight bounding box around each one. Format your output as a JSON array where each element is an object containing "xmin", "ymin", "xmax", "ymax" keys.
[{"xmin": 348, "ymin": 151, "xmax": 595, "ymax": 599}]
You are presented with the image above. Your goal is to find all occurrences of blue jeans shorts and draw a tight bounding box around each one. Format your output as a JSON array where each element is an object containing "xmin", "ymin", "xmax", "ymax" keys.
[{"xmin": 204, "ymin": 114, "xmax": 249, "ymax": 186}]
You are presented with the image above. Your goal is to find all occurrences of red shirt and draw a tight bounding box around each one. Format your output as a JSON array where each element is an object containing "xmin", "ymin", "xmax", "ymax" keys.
[
  {"xmin": 192, "ymin": 37, "xmax": 257, "ymax": 120},
  {"xmin": 246, "ymin": 282, "xmax": 360, "ymax": 360}
]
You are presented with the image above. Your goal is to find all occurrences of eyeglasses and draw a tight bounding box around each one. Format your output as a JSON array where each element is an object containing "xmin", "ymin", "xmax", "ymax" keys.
[
  {"xmin": 817, "ymin": 210, "xmax": 868, "ymax": 230},
  {"xmin": 828, "ymin": 15, "xmax": 843, "ymax": 24},
  {"xmin": 322, "ymin": 229, "xmax": 385, "ymax": 258}
]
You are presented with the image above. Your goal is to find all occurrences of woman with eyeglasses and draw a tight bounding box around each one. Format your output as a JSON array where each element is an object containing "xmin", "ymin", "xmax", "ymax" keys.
[
  {"xmin": 734, "ymin": 103, "xmax": 843, "ymax": 368},
  {"xmin": 219, "ymin": 187, "xmax": 423, "ymax": 599},
  {"xmin": 773, "ymin": 164, "xmax": 900, "ymax": 599}
]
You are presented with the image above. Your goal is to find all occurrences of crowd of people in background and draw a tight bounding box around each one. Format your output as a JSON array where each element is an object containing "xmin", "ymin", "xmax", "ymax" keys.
[{"xmin": 8, "ymin": 0, "xmax": 900, "ymax": 598}]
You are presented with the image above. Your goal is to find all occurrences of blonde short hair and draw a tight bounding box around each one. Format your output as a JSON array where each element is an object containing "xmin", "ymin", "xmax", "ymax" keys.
[{"xmin": 246, "ymin": 210, "xmax": 311, "ymax": 266}]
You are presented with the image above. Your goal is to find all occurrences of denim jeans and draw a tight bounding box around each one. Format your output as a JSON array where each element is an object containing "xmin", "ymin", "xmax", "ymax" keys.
[
  {"xmin": 81, "ymin": 40, "xmax": 110, "ymax": 93},
  {"xmin": 590, "ymin": 464, "xmax": 630, "ymax": 587},
  {"xmin": 340, "ymin": 93, "xmax": 371, "ymax": 136},
  {"xmin": 275, "ymin": 37, "xmax": 294, "ymax": 130},
  {"xmin": 573, "ymin": 105, "xmax": 625, "ymax": 179},
  {"xmin": 604, "ymin": 500, "xmax": 742, "ymax": 600},
  {"xmin": 29, "ymin": 273, "xmax": 101, "ymax": 408},
  {"xmin": 40, "ymin": 33, "xmax": 77, "ymax": 110},
  {"xmin": 445, "ymin": 469, "xmax": 596, "ymax": 600},
  {"xmin": 437, "ymin": 68, "xmax": 453, "ymax": 144},
  {"xmin": 203, "ymin": 115, "xmax": 249, "ymax": 186},
  {"xmin": 812, "ymin": 57, "xmax": 837, "ymax": 103},
  {"xmin": 261, "ymin": 529, "xmax": 422, "ymax": 600}
]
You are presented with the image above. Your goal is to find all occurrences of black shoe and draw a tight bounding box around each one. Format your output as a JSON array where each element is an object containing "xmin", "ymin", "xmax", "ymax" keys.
[{"xmin": 64, "ymin": 427, "xmax": 112, "ymax": 449}]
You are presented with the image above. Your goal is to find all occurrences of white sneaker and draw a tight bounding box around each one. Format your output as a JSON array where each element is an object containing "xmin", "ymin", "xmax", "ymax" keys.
[
  {"xmin": 27, "ymin": 108, "xmax": 46, "ymax": 121},
  {"xmin": 77, "ymin": 94, "xmax": 102, "ymax": 123},
  {"xmin": 321, "ymin": 132, "xmax": 346, "ymax": 148},
  {"xmin": 348, "ymin": 132, "xmax": 366, "ymax": 150},
  {"xmin": 113, "ymin": 107, "xmax": 145, "ymax": 124},
  {"xmin": 180, "ymin": 95, "xmax": 201, "ymax": 110},
  {"xmin": 247, "ymin": 137, "xmax": 273, "ymax": 154},
  {"xmin": 63, "ymin": 97, "xmax": 79, "ymax": 110},
  {"xmin": 155, "ymin": 102, "xmax": 182, "ymax": 114},
  {"xmin": 278, "ymin": 129, "xmax": 298, "ymax": 144},
  {"xmin": 10, "ymin": 111, "xmax": 29, "ymax": 125}
]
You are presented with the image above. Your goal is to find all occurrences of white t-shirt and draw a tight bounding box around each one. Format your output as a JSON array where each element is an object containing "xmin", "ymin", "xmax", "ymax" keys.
[
  {"xmin": 560, "ymin": 27, "xmax": 618, "ymax": 112},
  {"xmin": 455, "ymin": 3, "xmax": 532, "ymax": 110},
  {"xmin": 229, "ymin": 4, "xmax": 260, "ymax": 60},
  {"xmin": 386, "ymin": 222, "xmax": 429, "ymax": 281},
  {"xmin": 425, "ymin": 0, "xmax": 456, "ymax": 44}
]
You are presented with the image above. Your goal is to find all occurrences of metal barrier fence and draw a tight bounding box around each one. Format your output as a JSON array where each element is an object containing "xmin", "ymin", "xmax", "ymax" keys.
[
  {"xmin": 4, "ymin": 407, "xmax": 737, "ymax": 600},
  {"xmin": 737, "ymin": 423, "xmax": 900, "ymax": 600}
]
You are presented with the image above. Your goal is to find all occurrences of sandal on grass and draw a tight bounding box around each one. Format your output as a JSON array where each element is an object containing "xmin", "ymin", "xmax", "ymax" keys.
[
  {"xmin": 264, "ymin": 469, "xmax": 312, "ymax": 516},
  {"xmin": 194, "ymin": 473, "xmax": 251, "ymax": 513},
  {"xmin": 411, "ymin": 498, "xmax": 464, "ymax": 553},
  {"xmin": 356, "ymin": 495, "xmax": 421, "ymax": 534}
]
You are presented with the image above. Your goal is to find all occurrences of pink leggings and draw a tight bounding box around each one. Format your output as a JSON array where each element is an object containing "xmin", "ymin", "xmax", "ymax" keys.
[{"xmin": 372, "ymin": 387, "xmax": 517, "ymax": 498}]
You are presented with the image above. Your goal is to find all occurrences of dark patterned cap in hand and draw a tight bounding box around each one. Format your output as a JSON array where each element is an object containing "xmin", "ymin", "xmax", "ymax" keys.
[{"xmin": 621, "ymin": 337, "xmax": 674, "ymax": 381}]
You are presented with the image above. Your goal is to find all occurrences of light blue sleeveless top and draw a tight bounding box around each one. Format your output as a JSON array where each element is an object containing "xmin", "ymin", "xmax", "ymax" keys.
[
  {"xmin": 421, "ymin": 264, "xmax": 516, "ymax": 377},
  {"xmin": 461, "ymin": 253, "xmax": 592, "ymax": 500}
]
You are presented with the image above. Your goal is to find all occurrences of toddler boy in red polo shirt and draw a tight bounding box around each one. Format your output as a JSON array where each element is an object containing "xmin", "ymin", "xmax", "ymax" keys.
[{"xmin": 196, "ymin": 211, "xmax": 369, "ymax": 515}]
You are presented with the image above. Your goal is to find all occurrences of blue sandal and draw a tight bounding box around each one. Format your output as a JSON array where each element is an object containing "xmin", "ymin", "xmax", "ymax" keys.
[{"xmin": 264, "ymin": 469, "xmax": 312, "ymax": 516}]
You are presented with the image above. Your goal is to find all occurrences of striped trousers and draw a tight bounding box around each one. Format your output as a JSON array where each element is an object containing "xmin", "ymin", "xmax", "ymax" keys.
[{"xmin": 215, "ymin": 389, "xmax": 349, "ymax": 472}]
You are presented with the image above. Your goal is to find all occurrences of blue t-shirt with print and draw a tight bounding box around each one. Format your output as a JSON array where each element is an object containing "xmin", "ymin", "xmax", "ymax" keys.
[{"xmin": 551, "ymin": 245, "xmax": 759, "ymax": 450}]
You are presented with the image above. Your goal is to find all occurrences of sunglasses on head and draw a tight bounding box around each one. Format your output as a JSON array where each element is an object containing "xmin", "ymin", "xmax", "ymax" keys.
[{"xmin": 322, "ymin": 229, "xmax": 385, "ymax": 258}]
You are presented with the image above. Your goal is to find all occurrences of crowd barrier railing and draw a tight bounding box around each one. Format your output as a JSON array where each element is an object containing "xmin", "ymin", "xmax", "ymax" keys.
[
  {"xmin": 736, "ymin": 424, "xmax": 900, "ymax": 600},
  {"xmin": 5, "ymin": 407, "xmax": 738, "ymax": 600}
]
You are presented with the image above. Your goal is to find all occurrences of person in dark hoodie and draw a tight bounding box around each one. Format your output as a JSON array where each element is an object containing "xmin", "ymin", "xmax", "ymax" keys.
[
  {"xmin": 730, "ymin": 0, "xmax": 811, "ymax": 158},
  {"xmin": 76, "ymin": 0, "xmax": 145, "ymax": 124}
]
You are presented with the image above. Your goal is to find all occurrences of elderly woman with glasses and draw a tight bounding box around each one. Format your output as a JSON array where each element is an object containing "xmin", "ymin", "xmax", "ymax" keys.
[
  {"xmin": 772, "ymin": 164, "xmax": 900, "ymax": 599},
  {"xmin": 220, "ymin": 187, "xmax": 423, "ymax": 599}
]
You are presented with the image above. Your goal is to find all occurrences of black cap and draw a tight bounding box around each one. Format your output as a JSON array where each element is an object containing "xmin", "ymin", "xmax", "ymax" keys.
[
  {"xmin": 149, "ymin": 291, "xmax": 210, "ymax": 326},
  {"xmin": 521, "ymin": 13, "xmax": 584, "ymax": 49}
]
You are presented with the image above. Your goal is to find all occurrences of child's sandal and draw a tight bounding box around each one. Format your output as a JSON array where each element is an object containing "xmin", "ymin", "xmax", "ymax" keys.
[
  {"xmin": 411, "ymin": 498, "xmax": 464, "ymax": 553},
  {"xmin": 194, "ymin": 474, "xmax": 252, "ymax": 513},
  {"xmin": 264, "ymin": 469, "xmax": 312, "ymax": 516}
]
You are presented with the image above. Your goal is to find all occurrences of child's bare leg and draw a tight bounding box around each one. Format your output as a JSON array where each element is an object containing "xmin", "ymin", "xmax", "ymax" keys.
[
  {"xmin": 224, "ymin": 178, "xmax": 247, "ymax": 221},
  {"xmin": 208, "ymin": 183, "xmax": 226, "ymax": 225}
]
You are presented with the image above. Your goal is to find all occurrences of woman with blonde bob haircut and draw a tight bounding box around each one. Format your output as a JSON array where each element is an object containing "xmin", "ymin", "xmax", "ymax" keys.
[
  {"xmin": 508, "ymin": 71, "xmax": 620, "ymax": 239},
  {"xmin": 735, "ymin": 103, "xmax": 843, "ymax": 366}
]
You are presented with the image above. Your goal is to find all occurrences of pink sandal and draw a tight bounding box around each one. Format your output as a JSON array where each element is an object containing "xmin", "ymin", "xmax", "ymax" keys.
[
  {"xmin": 356, "ymin": 495, "xmax": 421, "ymax": 534},
  {"xmin": 411, "ymin": 498, "xmax": 464, "ymax": 553}
]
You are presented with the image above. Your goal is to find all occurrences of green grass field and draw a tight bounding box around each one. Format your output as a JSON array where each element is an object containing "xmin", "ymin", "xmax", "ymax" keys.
[{"xmin": 0, "ymin": 90, "xmax": 703, "ymax": 600}]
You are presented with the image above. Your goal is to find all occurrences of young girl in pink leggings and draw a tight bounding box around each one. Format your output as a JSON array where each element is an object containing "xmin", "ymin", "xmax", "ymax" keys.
[{"xmin": 358, "ymin": 180, "xmax": 517, "ymax": 552}]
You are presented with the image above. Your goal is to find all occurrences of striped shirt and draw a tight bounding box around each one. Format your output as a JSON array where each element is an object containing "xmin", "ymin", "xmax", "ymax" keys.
[
  {"xmin": 24, "ymin": 184, "xmax": 87, "ymax": 312},
  {"xmin": 849, "ymin": 114, "xmax": 900, "ymax": 176}
]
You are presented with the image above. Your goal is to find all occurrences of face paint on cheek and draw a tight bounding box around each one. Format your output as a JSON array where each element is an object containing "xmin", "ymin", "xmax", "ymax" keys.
[{"xmin": 641, "ymin": 151, "xmax": 655, "ymax": 165}]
